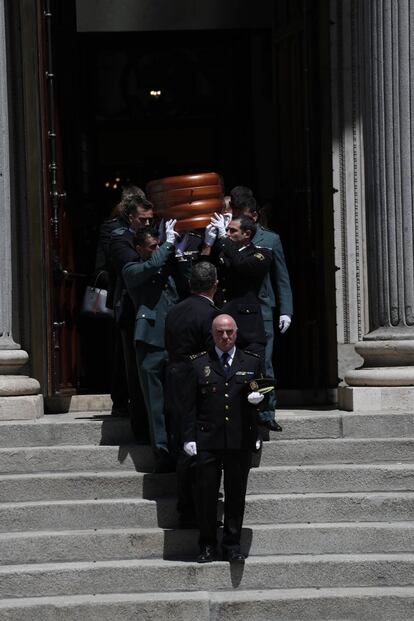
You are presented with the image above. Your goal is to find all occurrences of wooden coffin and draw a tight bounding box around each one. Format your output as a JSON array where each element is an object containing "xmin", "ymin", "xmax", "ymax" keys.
[{"xmin": 146, "ymin": 172, "xmax": 225, "ymax": 231}]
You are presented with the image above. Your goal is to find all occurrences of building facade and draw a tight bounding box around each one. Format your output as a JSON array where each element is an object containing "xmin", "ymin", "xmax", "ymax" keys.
[{"xmin": 1, "ymin": 0, "xmax": 413, "ymax": 419}]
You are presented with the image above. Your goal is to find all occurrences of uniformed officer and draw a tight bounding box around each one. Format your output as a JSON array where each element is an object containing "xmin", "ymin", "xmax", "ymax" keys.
[
  {"xmin": 122, "ymin": 221, "xmax": 191, "ymax": 472},
  {"xmin": 201, "ymin": 214, "xmax": 272, "ymax": 359},
  {"xmin": 183, "ymin": 314, "xmax": 266, "ymax": 563},
  {"xmin": 107, "ymin": 194, "xmax": 154, "ymax": 440},
  {"xmin": 230, "ymin": 188, "xmax": 293, "ymax": 432},
  {"xmin": 165, "ymin": 261, "xmax": 219, "ymax": 527}
]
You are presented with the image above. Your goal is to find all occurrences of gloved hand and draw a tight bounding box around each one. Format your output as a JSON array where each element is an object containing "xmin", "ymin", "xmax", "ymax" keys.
[
  {"xmin": 279, "ymin": 315, "xmax": 291, "ymax": 334},
  {"xmin": 165, "ymin": 219, "xmax": 178, "ymax": 244},
  {"xmin": 158, "ymin": 218, "xmax": 166, "ymax": 243},
  {"xmin": 247, "ymin": 391, "xmax": 265, "ymax": 405},
  {"xmin": 204, "ymin": 223, "xmax": 218, "ymax": 247},
  {"xmin": 210, "ymin": 213, "xmax": 227, "ymax": 238},
  {"xmin": 183, "ymin": 441, "xmax": 197, "ymax": 456},
  {"xmin": 175, "ymin": 232, "xmax": 190, "ymax": 257}
]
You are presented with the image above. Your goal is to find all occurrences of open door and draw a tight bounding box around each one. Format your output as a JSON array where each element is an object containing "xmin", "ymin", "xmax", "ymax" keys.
[{"xmin": 38, "ymin": 0, "xmax": 81, "ymax": 395}]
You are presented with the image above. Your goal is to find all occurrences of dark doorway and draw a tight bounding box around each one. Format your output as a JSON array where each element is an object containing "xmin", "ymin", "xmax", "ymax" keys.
[
  {"xmin": 70, "ymin": 27, "xmax": 279, "ymax": 394},
  {"xmin": 24, "ymin": 0, "xmax": 336, "ymax": 399}
]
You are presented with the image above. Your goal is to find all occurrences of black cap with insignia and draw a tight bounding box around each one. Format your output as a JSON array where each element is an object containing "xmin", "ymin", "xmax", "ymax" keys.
[{"xmin": 248, "ymin": 377, "xmax": 276, "ymax": 394}]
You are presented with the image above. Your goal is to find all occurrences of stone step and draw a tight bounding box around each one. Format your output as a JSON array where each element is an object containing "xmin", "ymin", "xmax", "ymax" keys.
[
  {"xmin": 342, "ymin": 411, "xmax": 414, "ymax": 438},
  {"xmin": 258, "ymin": 437, "xmax": 414, "ymax": 466},
  {"xmin": 0, "ymin": 554, "xmax": 413, "ymax": 598},
  {"xmin": 2, "ymin": 437, "xmax": 414, "ymax": 475},
  {"xmin": 1, "ymin": 522, "xmax": 414, "ymax": 565},
  {"xmin": 0, "ymin": 415, "xmax": 133, "ymax": 448},
  {"xmin": 1, "ymin": 587, "xmax": 414, "ymax": 621},
  {"xmin": 0, "ymin": 471, "xmax": 175, "ymax": 502},
  {"xmin": 2, "ymin": 586, "xmax": 414, "ymax": 621},
  {"xmin": 1, "ymin": 411, "xmax": 413, "ymax": 450},
  {"xmin": 0, "ymin": 411, "xmax": 342, "ymax": 448},
  {"xmin": 2, "ymin": 410, "xmax": 413, "ymax": 450},
  {"xmin": 0, "ymin": 445, "xmax": 154, "ymax": 474},
  {"xmin": 2, "ymin": 462, "xmax": 414, "ymax": 503},
  {"xmin": 1, "ymin": 492, "xmax": 414, "ymax": 532}
]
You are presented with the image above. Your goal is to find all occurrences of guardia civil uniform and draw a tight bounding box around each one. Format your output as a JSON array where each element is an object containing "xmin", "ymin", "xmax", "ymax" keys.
[
  {"xmin": 122, "ymin": 241, "xmax": 191, "ymax": 453},
  {"xmin": 252, "ymin": 224, "xmax": 293, "ymax": 422}
]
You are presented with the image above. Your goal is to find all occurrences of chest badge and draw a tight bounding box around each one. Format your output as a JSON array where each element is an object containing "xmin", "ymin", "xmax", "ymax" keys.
[
  {"xmin": 254, "ymin": 252, "xmax": 265, "ymax": 261},
  {"xmin": 204, "ymin": 366, "xmax": 211, "ymax": 377},
  {"xmin": 249, "ymin": 380, "xmax": 259, "ymax": 391}
]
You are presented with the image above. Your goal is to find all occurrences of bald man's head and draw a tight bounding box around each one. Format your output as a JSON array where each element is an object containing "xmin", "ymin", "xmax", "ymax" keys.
[{"xmin": 212, "ymin": 314, "xmax": 237, "ymax": 352}]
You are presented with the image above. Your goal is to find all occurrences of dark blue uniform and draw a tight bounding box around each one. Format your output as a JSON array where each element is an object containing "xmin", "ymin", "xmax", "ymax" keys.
[{"xmin": 183, "ymin": 348, "xmax": 262, "ymax": 553}]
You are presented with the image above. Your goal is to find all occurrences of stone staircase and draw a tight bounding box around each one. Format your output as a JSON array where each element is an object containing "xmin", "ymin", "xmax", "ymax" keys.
[{"xmin": 0, "ymin": 409, "xmax": 414, "ymax": 620}]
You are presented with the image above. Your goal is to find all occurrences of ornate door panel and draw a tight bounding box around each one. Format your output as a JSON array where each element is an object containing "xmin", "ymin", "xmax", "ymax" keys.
[{"xmin": 38, "ymin": 0, "xmax": 80, "ymax": 394}]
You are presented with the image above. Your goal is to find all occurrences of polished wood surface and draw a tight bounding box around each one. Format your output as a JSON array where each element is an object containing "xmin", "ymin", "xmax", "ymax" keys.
[
  {"xmin": 147, "ymin": 172, "xmax": 222, "ymax": 194},
  {"xmin": 147, "ymin": 172, "xmax": 225, "ymax": 230}
]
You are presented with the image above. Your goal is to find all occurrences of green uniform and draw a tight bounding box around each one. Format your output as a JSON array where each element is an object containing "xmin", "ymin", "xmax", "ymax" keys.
[
  {"xmin": 122, "ymin": 241, "xmax": 191, "ymax": 450},
  {"xmin": 252, "ymin": 225, "xmax": 293, "ymax": 420}
]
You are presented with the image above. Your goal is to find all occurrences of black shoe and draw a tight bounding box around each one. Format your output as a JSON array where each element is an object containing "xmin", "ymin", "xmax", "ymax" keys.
[
  {"xmin": 197, "ymin": 545, "xmax": 218, "ymax": 563},
  {"xmin": 222, "ymin": 549, "xmax": 246, "ymax": 564},
  {"xmin": 259, "ymin": 419, "xmax": 283, "ymax": 432}
]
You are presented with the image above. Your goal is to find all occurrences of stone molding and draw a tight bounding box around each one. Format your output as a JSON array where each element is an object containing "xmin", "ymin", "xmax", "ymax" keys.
[
  {"xmin": 0, "ymin": 0, "xmax": 18, "ymax": 351},
  {"xmin": 330, "ymin": 0, "xmax": 368, "ymax": 348},
  {"xmin": 0, "ymin": 0, "xmax": 41, "ymax": 418}
]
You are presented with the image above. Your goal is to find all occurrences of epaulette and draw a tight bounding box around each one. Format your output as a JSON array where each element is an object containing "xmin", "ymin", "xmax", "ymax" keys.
[
  {"xmin": 255, "ymin": 244, "xmax": 272, "ymax": 251},
  {"xmin": 112, "ymin": 227, "xmax": 128, "ymax": 236},
  {"xmin": 244, "ymin": 350, "xmax": 261, "ymax": 358},
  {"xmin": 188, "ymin": 351, "xmax": 207, "ymax": 360}
]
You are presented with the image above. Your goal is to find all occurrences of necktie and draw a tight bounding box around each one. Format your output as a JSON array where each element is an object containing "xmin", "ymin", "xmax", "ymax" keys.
[{"xmin": 221, "ymin": 352, "xmax": 230, "ymax": 376}]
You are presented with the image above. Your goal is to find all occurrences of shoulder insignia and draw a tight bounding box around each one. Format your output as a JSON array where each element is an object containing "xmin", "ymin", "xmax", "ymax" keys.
[
  {"xmin": 112, "ymin": 227, "xmax": 128, "ymax": 236},
  {"xmin": 255, "ymin": 245, "xmax": 272, "ymax": 251},
  {"xmin": 189, "ymin": 351, "xmax": 207, "ymax": 360},
  {"xmin": 244, "ymin": 350, "xmax": 261, "ymax": 358},
  {"xmin": 254, "ymin": 252, "xmax": 265, "ymax": 261}
]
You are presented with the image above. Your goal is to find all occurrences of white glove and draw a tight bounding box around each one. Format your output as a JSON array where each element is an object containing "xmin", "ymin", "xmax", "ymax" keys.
[
  {"xmin": 183, "ymin": 441, "xmax": 197, "ymax": 456},
  {"xmin": 247, "ymin": 391, "xmax": 265, "ymax": 405},
  {"xmin": 210, "ymin": 213, "xmax": 227, "ymax": 238},
  {"xmin": 279, "ymin": 315, "xmax": 291, "ymax": 334},
  {"xmin": 204, "ymin": 223, "xmax": 218, "ymax": 247},
  {"xmin": 165, "ymin": 219, "xmax": 178, "ymax": 244}
]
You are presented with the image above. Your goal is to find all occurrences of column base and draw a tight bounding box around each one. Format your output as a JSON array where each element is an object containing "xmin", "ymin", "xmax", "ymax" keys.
[
  {"xmin": 0, "ymin": 394, "xmax": 43, "ymax": 420},
  {"xmin": 339, "ymin": 385, "xmax": 414, "ymax": 411},
  {"xmin": 0, "ymin": 350, "xmax": 43, "ymax": 419}
]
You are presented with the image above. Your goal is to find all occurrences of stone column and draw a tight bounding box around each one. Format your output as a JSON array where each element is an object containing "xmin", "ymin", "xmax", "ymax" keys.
[
  {"xmin": 339, "ymin": 0, "xmax": 414, "ymax": 410},
  {"xmin": 0, "ymin": 0, "xmax": 42, "ymax": 419},
  {"xmin": 330, "ymin": 0, "xmax": 369, "ymax": 380}
]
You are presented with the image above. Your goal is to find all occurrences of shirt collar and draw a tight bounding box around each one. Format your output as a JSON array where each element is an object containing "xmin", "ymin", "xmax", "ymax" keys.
[{"xmin": 215, "ymin": 345, "xmax": 236, "ymax": 365}]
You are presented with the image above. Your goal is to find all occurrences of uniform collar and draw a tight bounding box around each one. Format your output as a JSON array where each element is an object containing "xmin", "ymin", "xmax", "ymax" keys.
[{"xmin": 214, "ymin": 345, "xmax": 236, "ymax": 366}]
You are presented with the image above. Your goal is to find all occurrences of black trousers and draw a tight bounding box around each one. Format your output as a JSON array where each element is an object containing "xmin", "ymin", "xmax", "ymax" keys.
[{"xmin": 196, "ymin": 449, "xmax": 251, "ymax": 551}]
